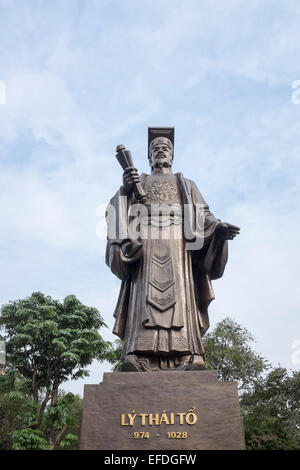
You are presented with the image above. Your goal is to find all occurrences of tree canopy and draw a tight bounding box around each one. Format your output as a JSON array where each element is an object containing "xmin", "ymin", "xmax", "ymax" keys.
[
  {"xmin": 0, "ymin": 291, "xmax": 111, "ymax": 449},
  {"xmin": 241, "ymin": 367, "xmax": 300, "ymax": 449},
  {"xmin": 203, "ymin": 317, "xmax": 269, "ymax": 391}
]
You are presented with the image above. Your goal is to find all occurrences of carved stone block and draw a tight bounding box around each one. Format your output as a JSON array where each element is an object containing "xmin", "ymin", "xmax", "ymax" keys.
[{"xmin": 79, "ymin": 370, "xmax": 245, "ymax": 450}]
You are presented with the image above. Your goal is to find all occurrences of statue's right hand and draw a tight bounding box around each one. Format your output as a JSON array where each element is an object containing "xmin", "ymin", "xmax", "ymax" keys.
[{"xmin": 123, "ymin": 167, "xmax": 140, "ymax": 194}]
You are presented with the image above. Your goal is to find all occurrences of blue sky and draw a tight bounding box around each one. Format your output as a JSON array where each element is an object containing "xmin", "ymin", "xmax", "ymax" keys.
[{"xmin": 1, "ymin": 0, "xmax": 300, "ymax": 394}]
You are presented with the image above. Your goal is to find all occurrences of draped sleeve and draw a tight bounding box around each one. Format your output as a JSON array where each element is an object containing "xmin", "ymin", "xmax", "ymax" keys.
[{"xmin": 176, "ymin": 174, "xmax": 229, "ymax": 335}]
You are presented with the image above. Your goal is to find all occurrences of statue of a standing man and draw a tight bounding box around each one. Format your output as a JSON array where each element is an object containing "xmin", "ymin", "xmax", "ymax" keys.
[{"xmin": 106, "ymin": 127, "xmax": 239, "ymax": 371}]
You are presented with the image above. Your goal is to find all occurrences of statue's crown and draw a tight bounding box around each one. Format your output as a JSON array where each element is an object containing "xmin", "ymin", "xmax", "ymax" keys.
[{"xmin": 148, "ymin": 127, "xmax": 174, "ymax": 156}]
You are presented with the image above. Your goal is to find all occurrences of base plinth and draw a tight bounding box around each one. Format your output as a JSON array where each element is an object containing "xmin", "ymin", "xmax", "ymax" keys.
[{"xmin": 78, "ymin": 370, "xmax": 245, "ymax": 450}]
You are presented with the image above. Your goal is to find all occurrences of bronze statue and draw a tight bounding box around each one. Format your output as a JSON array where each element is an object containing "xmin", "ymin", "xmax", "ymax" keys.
[{"xmin": 106, "ymin": 127, "xmax": 239, "ymax": 371}]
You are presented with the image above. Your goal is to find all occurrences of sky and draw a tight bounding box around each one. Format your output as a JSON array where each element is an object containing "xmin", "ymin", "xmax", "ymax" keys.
[{"xmin": 0, "ymin": 0, "xmax": 300, "ymax": 395}]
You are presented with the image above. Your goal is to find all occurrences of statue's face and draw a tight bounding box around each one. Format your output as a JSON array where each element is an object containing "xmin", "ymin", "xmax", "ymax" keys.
[{"xmin": 149, "ymin": 137, "xmax": 173, "ymax": 169}]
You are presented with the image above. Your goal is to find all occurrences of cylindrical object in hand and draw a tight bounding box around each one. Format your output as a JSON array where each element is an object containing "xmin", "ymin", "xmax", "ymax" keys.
[{"xmin": 115, "ymin": 144, "xmax": 146, "ymax": 202}]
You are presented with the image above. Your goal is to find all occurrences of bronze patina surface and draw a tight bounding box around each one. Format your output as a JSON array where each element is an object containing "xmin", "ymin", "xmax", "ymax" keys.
[
  {"xmin": 106, "ymin": 127, "xmax": 240, "ymax": 371},
  {"xmin": 79, "ymin": 371, "xmax": 245, "ymax": 450}
]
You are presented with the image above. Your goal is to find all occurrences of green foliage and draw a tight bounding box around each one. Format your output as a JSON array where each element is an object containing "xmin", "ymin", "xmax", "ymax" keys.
[
  {"xmin": 11, "ymin": 429, "xmax": 49, "ymax": 450},
  {"xmin": 204, "ymin": 320, "xmax": 300, "ymax": 449},
  {"xmin": 57, "ymin": 394, "xmax": 82, "ymax": 450},
  {"xmin": 0, "ymin": 367, "xmax": 82, "ymax": 450},
  {"xmin": 241, "ymin": 367, "xmax": 300, "ymax": 449},
  {"xmin": 203, "ymin": 317, "xmax": 268, "ymax": 391},
  {"xmin": 105, "ymin": 339, "xmax": 123, "ymax": 372},
  {"xmin": 0, "ymin": 369, "xmax": 38, "ymax": 449},
  {"xmin": 59, "ymin": 433, "xmax": 79, "ymax": 450},
  {"xmin": 0, "ymin": 292, "xmax": 109, "ymax": 450},
  {"xmin": 44, "ymin": 392, "xmax": 82, "ymax": 449},
  {"xmin": 0, "ymin": 292, "xmax": 110, "ymax": 396}
]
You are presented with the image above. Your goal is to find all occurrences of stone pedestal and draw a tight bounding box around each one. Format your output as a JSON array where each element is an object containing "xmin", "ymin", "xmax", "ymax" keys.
[{"xmin": 78, "ymin": 370, "xmax": 245, "ymax": 450}]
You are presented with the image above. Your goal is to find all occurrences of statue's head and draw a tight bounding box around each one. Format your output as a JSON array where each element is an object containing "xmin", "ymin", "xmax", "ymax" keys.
[{"xmin": 148, "ymin": 136, "xmax": 174, "ymax": 171}]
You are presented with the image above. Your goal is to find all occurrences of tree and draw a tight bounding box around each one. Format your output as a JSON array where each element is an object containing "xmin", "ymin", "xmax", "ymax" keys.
[
  {"xmin": 105, "ymin": 339, "xmax": 123, "ymax": 372},
  {"xmin": 0, "ymin": 291, "xmax": 110, "ymax": 449},
  {"xmin": 203, "ymin": 317, "xmax": 268, "ymax": 391},
  {"xmin": 241, "ymin": 367, "xmax": 300, "ymax": 449},
  {"xmin": 0, "ymin": 368, "xmax": 82, "ymax": 449},
  {"xmin": 0, "ymin": 368, "xmax": 49, "ymax": 449},
  {"xmin": 43, "ymin": 391, "xmax": 82, "ymax": 450}
]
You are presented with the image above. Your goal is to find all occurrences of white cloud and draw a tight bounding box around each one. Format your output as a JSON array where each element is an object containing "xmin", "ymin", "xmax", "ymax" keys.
[{"xmin": 1, "ymin": 0, "xmax": 300, "ymax": 395}]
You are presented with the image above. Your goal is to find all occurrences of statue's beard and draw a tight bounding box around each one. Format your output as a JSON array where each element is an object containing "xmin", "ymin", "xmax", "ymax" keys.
[{"xmin": 153, "ymin": 161, "xmax": 171, "ymax": 169}]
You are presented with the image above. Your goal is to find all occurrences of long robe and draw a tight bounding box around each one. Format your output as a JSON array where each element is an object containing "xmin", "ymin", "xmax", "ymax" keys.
[{"xmin": 105, "ymin": 172, "xmax": 228, "ymax": 359}]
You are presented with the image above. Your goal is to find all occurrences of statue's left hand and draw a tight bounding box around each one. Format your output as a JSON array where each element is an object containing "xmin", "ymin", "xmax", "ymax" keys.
[
  {"xmin": 121, "ymin": 239, "xmax": 143, "ymax": 260},
  {"xmin": 216, "ymin": 222, "xmax": 240, "ymax": 240}
]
